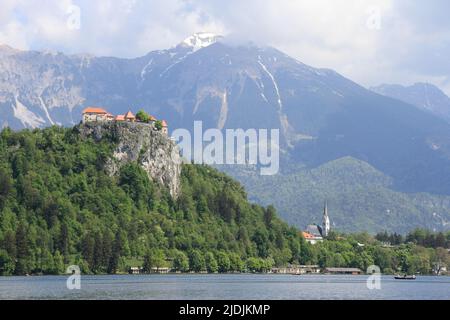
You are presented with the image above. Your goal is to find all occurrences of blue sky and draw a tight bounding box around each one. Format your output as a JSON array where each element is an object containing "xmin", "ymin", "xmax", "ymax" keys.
[{"xmin": 1, "ymin": 0, "xmax": 449, "ymax": 94}]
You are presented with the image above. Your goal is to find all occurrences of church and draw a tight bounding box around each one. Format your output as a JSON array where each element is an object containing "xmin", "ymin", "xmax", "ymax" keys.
[{"xmin": 302, "ymin": 202, "xmax": 331, "ymax": 244}]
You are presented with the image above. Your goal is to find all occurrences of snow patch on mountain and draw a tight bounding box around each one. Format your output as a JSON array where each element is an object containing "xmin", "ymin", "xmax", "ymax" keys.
[
  {"xmin": 257, "ymin": 58, "xmax": 283, "ymax": 111},
  {"xmin": 218, "ymin": 91, "xmax": 228, "ymax": 130},
  {"xmin": 38, "ymin": 96, "xmax": 54, "ymax": 125},
  {"xmin": 181, "ymin": 33, "xmax": 223, "ymax": 52},
  {"xmin": 141, "ymin": 58, "xmax": 153, "ymax": 80},
  {"xmin": 160, "ymin": 53, "xmax": 191, "ymax": 78},
  {"xmin": 13, "ymin": 97, "xmax": 46, "ymax": 128},
  {"xmin": 258, "ymin": 56, "xmax": 296, "ymax": 148}
]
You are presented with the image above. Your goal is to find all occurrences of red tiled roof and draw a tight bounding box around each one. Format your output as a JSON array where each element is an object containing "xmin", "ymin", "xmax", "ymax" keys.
[
  {"xmin": 83, "ymin": 107, "xmax": 108, "ymax": 114},
  {"xmin": 115, "ymin": 115, "xmax": 125, "ymax": 121},
  {"xmin": 161, "ymin": 120, "xmax": 168, "ymax": 127},
  {"xmin": 302, "ymin": 232, "xmax": 315, "ymax": 239},
  {"xmin": 125, "ymin": 110, "xmax": 135, "ymax": 119},
  {"xmin": 149, "ymin": 115, "xmax": 156, "ymax": 121}
]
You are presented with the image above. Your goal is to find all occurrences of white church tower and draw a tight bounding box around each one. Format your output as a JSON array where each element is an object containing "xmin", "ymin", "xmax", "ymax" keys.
[{"xmin": 322, "ymin": 201, "xmax": 331, "ymax": 237}]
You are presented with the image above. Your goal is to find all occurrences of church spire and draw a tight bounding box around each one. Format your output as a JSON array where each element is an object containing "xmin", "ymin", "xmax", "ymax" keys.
[{"xmin": 322, "ymin": 201, "xmax": 330, "ymax": 237}]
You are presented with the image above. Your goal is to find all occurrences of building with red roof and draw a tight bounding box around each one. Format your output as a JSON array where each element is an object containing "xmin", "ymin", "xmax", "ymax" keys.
[
  {"xmin": 81, "ymin": 107, "xmax": 167, "ymax": 133},
  {"xmin": 124, "ymin": 110, "xmax": 136, "ymax": 122},
  {"xmin": 301, "ymin": 229, "xmax": 323, "ymax": 245},
  {"xmin": 82, "ymin": 107, "xmax": 109, "ymax": 123}
]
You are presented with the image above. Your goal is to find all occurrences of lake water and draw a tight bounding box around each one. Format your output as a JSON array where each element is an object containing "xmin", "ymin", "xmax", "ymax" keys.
[{"xmin": 0, "ymin": 274, "xmax": 449, "ymax": 300}]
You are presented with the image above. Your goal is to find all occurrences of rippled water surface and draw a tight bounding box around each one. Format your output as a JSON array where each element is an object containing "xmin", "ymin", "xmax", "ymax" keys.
[{"xmin": 0, "ymin": 274, "xmax": 449, "ymax": 300}]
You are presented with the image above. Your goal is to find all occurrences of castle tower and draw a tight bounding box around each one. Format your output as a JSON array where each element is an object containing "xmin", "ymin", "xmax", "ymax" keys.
[{"xmin": 322, "ymin": 201, "xmax": 330, "ymax": 237}]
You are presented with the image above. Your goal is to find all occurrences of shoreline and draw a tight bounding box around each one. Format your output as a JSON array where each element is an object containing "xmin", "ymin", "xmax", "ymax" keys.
[{"xmin": 1, "ymin": 273, "xmax": 448, "ymax": 278}]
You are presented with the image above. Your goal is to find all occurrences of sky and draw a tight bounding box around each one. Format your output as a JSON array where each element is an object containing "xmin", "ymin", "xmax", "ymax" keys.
[{"xmin": 1, "ymin": 0, "xmax": 449, "ymax": 94}]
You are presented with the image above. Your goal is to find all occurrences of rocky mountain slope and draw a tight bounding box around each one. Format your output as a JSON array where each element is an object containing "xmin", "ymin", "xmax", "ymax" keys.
[{"xmin": 371, "ymin": 83, "xmax": 450, "ymax": 124}]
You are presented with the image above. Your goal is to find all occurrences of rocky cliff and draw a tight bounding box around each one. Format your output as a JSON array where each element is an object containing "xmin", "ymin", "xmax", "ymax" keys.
[{"xmin": 78, "ymin": 121, "xmax": 181, "ymax": 198}]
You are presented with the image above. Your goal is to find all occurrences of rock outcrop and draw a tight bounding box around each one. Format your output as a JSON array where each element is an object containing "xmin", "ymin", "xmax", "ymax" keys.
[{"xmin": 78, "ymin": 121, "xmax": 181, "ymax": 198}]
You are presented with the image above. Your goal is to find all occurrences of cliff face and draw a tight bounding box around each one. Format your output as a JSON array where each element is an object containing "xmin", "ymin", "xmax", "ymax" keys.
[{"xmin": 78, "ymin": 121, "xmax": 181, "ymax": 198}]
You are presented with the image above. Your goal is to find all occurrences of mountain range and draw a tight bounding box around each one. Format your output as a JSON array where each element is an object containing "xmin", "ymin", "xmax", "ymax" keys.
[
  {"xmin": 371, "ymin": 83, "xmax": 450, "ymax": 124},
  {"xmin": 1, "ymin": 33, "xmax": 450, "ymax": 233}
]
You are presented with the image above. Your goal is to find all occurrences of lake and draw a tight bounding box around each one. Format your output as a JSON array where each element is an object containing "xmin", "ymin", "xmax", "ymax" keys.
[{"xmin": 0, "ymin": 274, "xmax": 449, "ymax": 300}]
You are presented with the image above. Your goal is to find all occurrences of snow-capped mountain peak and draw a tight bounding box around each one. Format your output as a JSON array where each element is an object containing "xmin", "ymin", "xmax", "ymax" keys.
[{"xmin": 181, "ymin": 32, "xmax": 223, "ymax": 52}]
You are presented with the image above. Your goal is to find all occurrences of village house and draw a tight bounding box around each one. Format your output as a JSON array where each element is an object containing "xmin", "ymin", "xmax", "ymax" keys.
[
  {"xmin": 129, "ymin": 266, "xmax": 142, "ymax": 274},
  {"xmin": 150, "ymin": 267, "xmax": 171, "ymax": 274},
  {"xmin": 302, "ymin": 230, "xmax": 323, "ymax": 245},
  {"xmin": 271, "ymin": 265, "xmax": 321, "ymax": 275}
]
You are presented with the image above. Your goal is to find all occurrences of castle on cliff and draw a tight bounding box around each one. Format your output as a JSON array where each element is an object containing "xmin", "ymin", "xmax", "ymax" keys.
[{"xmin": 82, "ymin": 107, "xmax": 168, "ymax": 135}]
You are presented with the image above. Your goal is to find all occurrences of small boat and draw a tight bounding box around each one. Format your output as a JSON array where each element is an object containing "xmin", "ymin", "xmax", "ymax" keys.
[{"xmin": 394, "ymin": 274, "xmax": 416, "ymax": 280}]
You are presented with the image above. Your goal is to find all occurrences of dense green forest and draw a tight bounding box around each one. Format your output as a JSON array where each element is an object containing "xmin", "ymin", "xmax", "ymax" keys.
[
  {"xmin": 225, "ymin": 157, "xmax": 450, "ymax": 233},
  {"xmin": 0, "ymin": 126, "xmax": 448, "ymax": 276},
  {"xmin": 0, "ymin": 126, "xmax": 306, "ymax": 275}
]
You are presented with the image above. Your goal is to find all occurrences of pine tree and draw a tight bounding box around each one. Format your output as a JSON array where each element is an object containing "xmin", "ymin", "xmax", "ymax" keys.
[
  {"xmin": 101, "ymin": 232, "xmax": 113, "ymax": 270},
  {"xmin": 53, "ymin": 250, "xmax": 65, "ymax": 274},
  {"xmin": 0, "ymin": 249, "xmax": 14, "ymax": 275},
  {"xmin": 82, "ymin": 233, "xmax": 95, "ymax": 270},
  {"xmin": 2, "ymin": 230, "xmax": 16, "ymax": 261},
  {"xmin": 59, "ymin": 222, "xmax": 70, "ymax": 259},
  {"xmin": 107, "ymin": 232, "xmax": 124, "ymax": 274},
  {"xmin": 92, "ymin": 232, "xmax": 104, "ymax": 273},
  {"xmin": 264, "ymin": 205, "xmax": 276, "ymax": 227},
  {"xmin": 15, "ymin": 222, "xmax": 29, "ymax": 275},
  {"xmin": 0, "ymin": 168, "xmax": 12, "ymax": 209}
]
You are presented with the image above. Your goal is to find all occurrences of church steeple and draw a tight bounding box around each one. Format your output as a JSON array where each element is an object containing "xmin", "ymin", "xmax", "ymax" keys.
[{"xmin": 322, "ymin": 201, "xmax": 330, "ymax": 237}]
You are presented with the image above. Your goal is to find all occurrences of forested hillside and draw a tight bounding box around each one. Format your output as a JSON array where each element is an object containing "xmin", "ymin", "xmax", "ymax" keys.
[
  {"xmin": 225, "ymin": 157, "xmax": 450, "ymax": 233},
  {"xmin": 0, "ymin": 126, "xmax": 448, "ymax": 276},
  {"xmin": 0, "ymin": 126, "xmax": 304, "ymax": 275}
]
